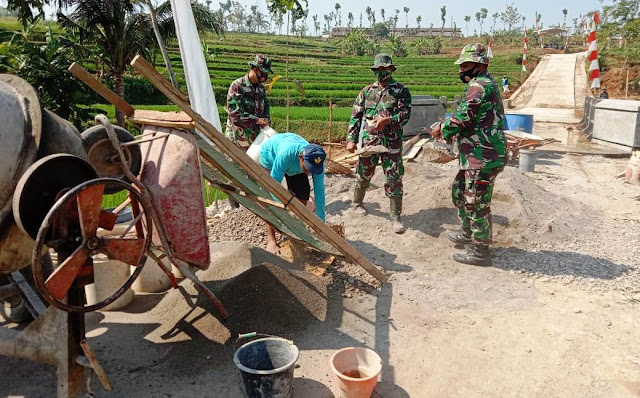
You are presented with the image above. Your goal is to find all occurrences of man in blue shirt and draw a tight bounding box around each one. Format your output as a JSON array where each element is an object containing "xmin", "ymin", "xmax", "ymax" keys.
[{"xmin": 260, "ymin": 133, "xmax": 326, "ymax": 254}]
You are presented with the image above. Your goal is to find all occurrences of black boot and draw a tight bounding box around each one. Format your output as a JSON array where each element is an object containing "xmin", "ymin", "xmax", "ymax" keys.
[
  {"xmin": 453, "ymin": 243, "xmax": 491, "ymax": 266},
  {"xmin": 446, "ymin": 229, "xmax": 471, "ymax": 245}
]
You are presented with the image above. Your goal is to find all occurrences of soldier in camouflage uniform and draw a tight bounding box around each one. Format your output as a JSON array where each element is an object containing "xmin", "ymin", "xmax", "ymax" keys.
[
  {"xmin": 347, "ymin": 53, "xmax": 412, "ymax": 234},
  {"xmin": 432, "ymin": 43, "xmax": 507, "ymax": 266},
  {"xmin": 225, "ymin": 54, "xmax": 273, "ymax": 147}
]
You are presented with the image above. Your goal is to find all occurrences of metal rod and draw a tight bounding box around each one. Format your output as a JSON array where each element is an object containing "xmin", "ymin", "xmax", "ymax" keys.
[{"xmin": 80, "ymin": 339, "xmax": 113, "ymax": 392}]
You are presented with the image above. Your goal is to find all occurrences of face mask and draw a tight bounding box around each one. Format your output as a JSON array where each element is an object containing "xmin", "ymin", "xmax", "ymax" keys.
[
  {"xmin": 459, "ymin": 65, "xmax": 479, "ymax": 84},
  {"xmin": 374, "ymin": 70, "xmax": 392, "ymax": 83}
]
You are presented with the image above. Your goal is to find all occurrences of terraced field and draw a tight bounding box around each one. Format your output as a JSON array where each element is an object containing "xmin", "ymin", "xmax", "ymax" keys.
[{"xmin": 132, "ymin": 32, "xmax": 527, "ymax": 141}]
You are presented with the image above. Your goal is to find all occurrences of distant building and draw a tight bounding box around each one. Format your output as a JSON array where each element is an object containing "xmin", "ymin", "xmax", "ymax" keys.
[{"xmin": 330, "ymin": 26, "xmax": 462, "ymax": 38}]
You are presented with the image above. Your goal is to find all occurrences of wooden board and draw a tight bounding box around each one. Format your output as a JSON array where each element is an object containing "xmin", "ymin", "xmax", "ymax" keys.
[
  {"xmin": 402, "ymin": 134, "xmax": 422, "ymax": 156},
  {"xmin": 403, "ymin": 138, "xmax": 429, "ymax": 160},
  {"xmin": 131, "ymin": 55, "xmax": 387, "ymax": 283}
]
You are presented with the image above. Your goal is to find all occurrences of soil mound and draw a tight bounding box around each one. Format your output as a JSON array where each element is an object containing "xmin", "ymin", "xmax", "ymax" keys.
[{"xmin": 146, "ymin": 243, "xmax": 327, "ymax": 348}]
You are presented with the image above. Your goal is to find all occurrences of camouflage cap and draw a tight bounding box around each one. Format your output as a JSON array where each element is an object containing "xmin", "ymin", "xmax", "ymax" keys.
[
  {"xmin": 249, "ymin": 54, "xmax": 273, "ymax": 74},
  {"xmin": 454, "ymin": 43, "xmax": 489, "ymax": 65},
  {"xmin": 370, "ymin": 53, "xmax": 396, "ymax": 71}
]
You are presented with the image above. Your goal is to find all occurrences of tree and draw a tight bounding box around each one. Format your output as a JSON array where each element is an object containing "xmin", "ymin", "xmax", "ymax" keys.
[
  {"xmin": 416, "ymin": 15, "xmax": 422, "ymax": 29},
  {"xmin": 59, "ymin": 0, "xmax": 222, "ymax": 127},
  {"xmin": 403, "ymin": 6, "xmax": 410, "ymax": 29},
  {"xmin": 7, "ymin": 22, "xmax": 97, "ymax": 128},
  {"xmin": 464, "ymin": 15, "xmax": 471, "ymax": 37},
  {"xmin": 334, "ymin": 3, "xmax": 341, "ymax": 26},
  {"xmin": 312, "ymin": 14, "xmax": 318, "ymax": 35},
  {"xmin": 479, "ymin": 8, "xmax": 488, "ymax": 35},
  {"xmin": 440, "ymin": 5, "xmax": 446, "ymax": 36},
  {"xmin": 500, "ymin": 3, "xmax": 521, "ymax": 32},
  {"xmin": 562, "ymin": 8, "xmax": 568, "ymax": 28},
  {"xmin": 389, "ymin": 33, "xmax": 407, "ymax": 57},
  {"xmin": 380, "ymin": 8, "xmax": 385, "ymax": 23},
  {"xmin": 492, "ymin": 12, "xmax": 499, "ymax": 33},
  {"xmin": 521, "ymin": 15, "xmax": 526, "ymax": 31},
  {"xmin": 359, "ymin": 13, "xmax": 363, "ymax": 27},
  {"xmin": 371, "ymin": 22, "xmax": 389, "ymax": 39},
  {"xmin": 274, "ymin": 11, "xmax": 284, "ymax": 34},
  {"xmin": 394, "ymin": 9, "xmax": 400, "ymax": 29},
  {"xmin": 371, "ymin": 10, "xmax": 376, "ymax": 25},
  {"xmin": 475, "ymin": 12, "xmax": 481, "ymax": 36},
  {"xmin": 323, "ymin": 14, "xmax": 331, "ymax": 33},
  {"xmin": 365, "ymin": 6, "xmax": 372, "ymax": 27},
  {"xmin": 341, "ymin": 29, "xmax": 379, "ymax": 56}
]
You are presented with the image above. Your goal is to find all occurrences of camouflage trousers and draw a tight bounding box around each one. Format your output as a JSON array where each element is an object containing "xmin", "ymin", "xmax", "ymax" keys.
[
  {"xmin": 452, "ymin": 168, "xmax": 501, "ymax": 243},
  {"xmin": 355, "ymin": 152, "xmax": 404, "ymax": 198}
]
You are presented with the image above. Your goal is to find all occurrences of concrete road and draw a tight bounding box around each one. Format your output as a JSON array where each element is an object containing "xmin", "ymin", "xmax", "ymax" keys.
[{"xmin": 512, "ymin": 53, "xmax": 582, "ymax": 123}]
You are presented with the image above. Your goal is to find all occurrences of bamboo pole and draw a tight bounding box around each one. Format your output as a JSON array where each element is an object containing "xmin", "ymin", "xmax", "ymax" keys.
[
  {"xmin": 131, "ymin": 55, "xmax": 387, "ymax": 283},
  {"xmin": 328, "ymin": 98, "xmax": 333, "ymax": 159},
  {"xmin": 626, "ymin": 69, "xmax": 630, "ymax": 99}
]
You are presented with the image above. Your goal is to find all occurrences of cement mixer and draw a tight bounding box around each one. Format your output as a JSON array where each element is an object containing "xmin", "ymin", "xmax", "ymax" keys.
[{"xmin": 0, "ymin": 74, "xmax": 227, "ymax": 397}]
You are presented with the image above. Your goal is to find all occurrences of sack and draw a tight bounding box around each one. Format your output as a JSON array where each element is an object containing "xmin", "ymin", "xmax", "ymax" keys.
[{"xmin": 626, "ymin": 150, "xmax": 640, "ymax": 185}]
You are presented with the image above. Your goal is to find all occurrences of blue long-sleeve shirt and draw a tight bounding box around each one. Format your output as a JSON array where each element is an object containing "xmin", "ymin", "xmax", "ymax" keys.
[{"xmin": 259, "ymin": 133, "xmax": 326, "ymax": 221}]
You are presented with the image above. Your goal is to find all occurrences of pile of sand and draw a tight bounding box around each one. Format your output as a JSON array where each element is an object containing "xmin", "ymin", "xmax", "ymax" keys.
[{"xmin": 146, "ymin": 243, "xmax": 328, "ymax": 349}]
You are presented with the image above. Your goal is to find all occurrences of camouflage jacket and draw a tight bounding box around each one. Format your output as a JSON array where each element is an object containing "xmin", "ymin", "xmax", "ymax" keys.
[
  {"xmin": 347, "ymin": 79, "xmax": 412, "ymax": 154},
  {"xmin": 225, "ymin": 75, "xmax": 270, "ymax": 143},
  {"xmin": 442, "ymin": 72, "xmax": 507, "ymax": 170}
]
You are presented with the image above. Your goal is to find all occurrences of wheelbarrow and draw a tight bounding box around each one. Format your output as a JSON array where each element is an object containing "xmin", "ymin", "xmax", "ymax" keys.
[{"xmin": 21, "ymin": 114, "xmax": 228, "ymax": 316}]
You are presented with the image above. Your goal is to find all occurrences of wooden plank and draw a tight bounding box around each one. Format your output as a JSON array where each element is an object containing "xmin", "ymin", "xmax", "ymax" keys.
[
  {"xmin": 403, "ymin": 138, "xmax": 429, "ymax": 160},
  {"xmin": 133, "ymin": 109, "xmax": 192, "ymax": 122},
  {"xmin": 68, "ymin": 63, "xmax": 135, "ymax": 117},
  {"xmin": 129, "ymin": 117, "xmax": 195, "ymax": 129},
  {"xmin": 402, "ymin": 134, "xmax": 422, "ymax": 155},
  {"xmin": 131, "ymin": 55, "xmax": 387, "ymax": 283}
]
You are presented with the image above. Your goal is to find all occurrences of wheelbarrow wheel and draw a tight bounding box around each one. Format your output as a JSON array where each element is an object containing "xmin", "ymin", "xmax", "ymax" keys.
[
  {"xmin": 81, "ymin": 125, "xmax": 142, "ymax": 194},
  {"xmin": 32, "ymin": 178, "xmax": 152, "ymax": 312}
]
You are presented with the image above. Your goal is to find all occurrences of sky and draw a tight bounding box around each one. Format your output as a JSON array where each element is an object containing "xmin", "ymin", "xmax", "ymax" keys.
[
  {"xmin": 3, "ymin": 0, "xmax": 607, "ymax": 35},
  {"xmin": 238, "ymin": 0, "xmax": 606, "ymax": 34}
]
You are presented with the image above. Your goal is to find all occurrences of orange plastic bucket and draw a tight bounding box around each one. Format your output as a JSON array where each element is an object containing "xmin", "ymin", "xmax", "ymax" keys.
[{"xmin": 329, "ymin": 347, "xmax": 382, "ymax": 398}]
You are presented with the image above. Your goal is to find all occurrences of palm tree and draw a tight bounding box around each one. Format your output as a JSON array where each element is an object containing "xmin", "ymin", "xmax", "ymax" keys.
[
  {"xmin": 347, "ymin": 12, "xmax": 353, "ymax": 28},
  {"xmin": 416, "ymin": 15, "xmax": 421, "ymax": 30},
  {"xmin": 562, "ymin": 8, "xmax": 568, "ymax": 28},
  {"xmin": 380, "ymin": 8, "xmax": 385, "ymax": 23},
  {"xmin": 492, "ymin": 12, "xmax": 499, "ymax": 33},
  {"xmin": 365, "ymin": 6, "xmax": 372, "ymax": 27},
  {"xmin": 403, "ymin": 6, "xmax": 409, "ymax": 29},
  {"xmin": 334, "ymin": 3, "xmax": 341, "ymax": 26},
  {"xmin": 59, "ymin": 0, "xmax": 222, "ymax": 127},
  {"xmin": 464, "ymin": 15, "xmax": 471, "ymax": 37}
]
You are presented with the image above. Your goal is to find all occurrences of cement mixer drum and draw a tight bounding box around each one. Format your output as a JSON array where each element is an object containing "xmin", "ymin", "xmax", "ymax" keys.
[{"xmin": 0, "ymin": 74, "xmax": 42, "ymax": 227}]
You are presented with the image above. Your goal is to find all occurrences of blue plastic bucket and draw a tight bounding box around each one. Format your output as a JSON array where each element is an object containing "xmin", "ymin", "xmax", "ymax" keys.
[
  {"xmin": 445, "ymin": 112, "xmax": 452, "ymax": 118},
  {"xmin": 505, "ymin": 114, "xmax": 534, "ymax": 133}
]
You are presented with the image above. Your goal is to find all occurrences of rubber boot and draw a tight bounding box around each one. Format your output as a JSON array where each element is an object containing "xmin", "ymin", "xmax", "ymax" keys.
[
  {"xmin": 390, "ymin": 197, "xmax": 405, "ymax": 234},
  {"xmin": 453, "ymin": 243, "xmax": 491, "ymax": 266},
  {"xmin": 351, "ymin": 187, "xmax": 367, "ymax": 215},
  {"xmin": 447, "ymin": 229, "xmax": 472, "ymax": 245}
]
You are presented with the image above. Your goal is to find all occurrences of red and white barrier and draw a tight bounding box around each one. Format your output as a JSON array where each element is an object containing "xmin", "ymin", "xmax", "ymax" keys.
[{"xmin": 587, "ymin": 12, "xmax": 601, "ymax": 90}]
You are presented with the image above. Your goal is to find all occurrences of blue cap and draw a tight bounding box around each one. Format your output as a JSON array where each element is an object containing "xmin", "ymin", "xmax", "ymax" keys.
[{"xmin": 302, "ymin": 144, "xmax": 326, "ymax": 175}]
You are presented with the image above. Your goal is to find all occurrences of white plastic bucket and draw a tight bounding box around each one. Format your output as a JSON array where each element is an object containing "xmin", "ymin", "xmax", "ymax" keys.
[
  {"xmin": 247, "ymin": 126, "xmax": 278, "ymax": 163},
  {"xmin": 85, "ymin": 257, "xmax": 134, "ymax": 311},
  {"xmin": 519, "ymin": 149, "xmax": 537, "ymax": 173},
  {"xmin": 132, "ymin": 252, "xmax": 172, "ymax": 293}
]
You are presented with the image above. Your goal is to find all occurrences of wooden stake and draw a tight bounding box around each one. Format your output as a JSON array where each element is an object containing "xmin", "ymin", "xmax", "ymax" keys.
[
  {"xmin": 131, "ymin": 55, "xmax": 387, "ymax": 283},
  {"xmin": 626, "ymin": 69, "xmax": 630, "ymax": 99},
  {"xmin": 328, "ymin": 98, "xmax": 333, "ymax": 159}
]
